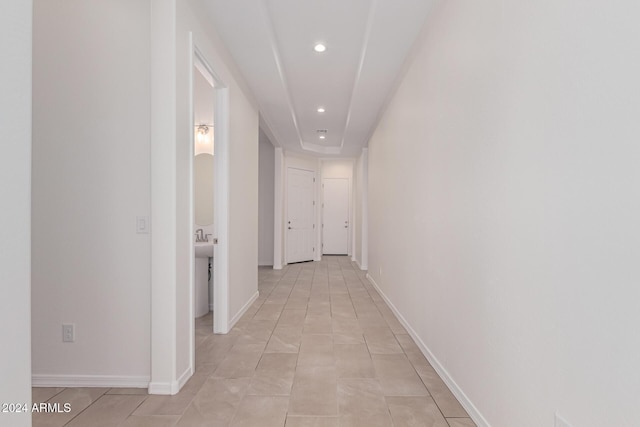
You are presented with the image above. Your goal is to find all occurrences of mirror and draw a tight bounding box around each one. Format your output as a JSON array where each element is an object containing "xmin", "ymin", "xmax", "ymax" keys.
[{"xmin": 194, "ymin": 153, "xmax": 214, "ymax": 226}]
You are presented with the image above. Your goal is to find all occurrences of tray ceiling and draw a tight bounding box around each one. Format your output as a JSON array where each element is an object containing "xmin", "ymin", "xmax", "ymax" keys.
[{"xmin": 203, "ymin": 0, "xmax": 435, "ymax": 157}]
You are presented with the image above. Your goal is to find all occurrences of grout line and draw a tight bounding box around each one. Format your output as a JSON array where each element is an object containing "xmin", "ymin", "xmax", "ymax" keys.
[
  {"xmin": 127, "ymin": 394, "xmax": 151, "ymax": 421},
  {"xmin": 40, "ymin": 387, "xmax": 67, "ymax": 403},
  {"xmin": 61, "ymin": 390, "xmax": 108, "ymax": 427}
]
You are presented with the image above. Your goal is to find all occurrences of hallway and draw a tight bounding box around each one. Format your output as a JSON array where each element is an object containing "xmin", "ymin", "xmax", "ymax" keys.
[{"xmin": 32, "ymin": 257, "xmax": 474, "ymax": 426}]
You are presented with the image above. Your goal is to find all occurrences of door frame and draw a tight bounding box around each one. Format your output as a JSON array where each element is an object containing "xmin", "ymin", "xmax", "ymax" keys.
[
  {"xmin": 284, "ymin": 166, "xmax": 316, "ymax": 264},
  {"xmin": 188, "ymin": 35, "xmax": 231, "ymax": 377}
]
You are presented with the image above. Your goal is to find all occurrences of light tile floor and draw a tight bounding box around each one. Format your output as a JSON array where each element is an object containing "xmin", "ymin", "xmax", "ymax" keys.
[{"xmin": 32, "ymin": 256, "xmax": 476, "ymax": 426}]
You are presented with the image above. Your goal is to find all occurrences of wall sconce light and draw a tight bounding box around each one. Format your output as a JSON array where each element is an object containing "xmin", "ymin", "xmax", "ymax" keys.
[
  {"xmin": 195, "ymin": 124, "xmax": 215, "ymax": 156},
  {"xmin": 196, "ymin": 124, "xmax": 210, "ymax": 143}
]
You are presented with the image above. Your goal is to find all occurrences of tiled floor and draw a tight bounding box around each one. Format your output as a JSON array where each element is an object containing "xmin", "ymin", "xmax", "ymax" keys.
[{"xmin": 32, "ymin": 256, "xmax": 475, "ymax": 426}]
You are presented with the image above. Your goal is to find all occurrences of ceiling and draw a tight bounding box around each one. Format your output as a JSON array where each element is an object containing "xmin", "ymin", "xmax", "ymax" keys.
[{"xmin": 203, "ymin": 0, "xmax": 435, "ymax": 157}]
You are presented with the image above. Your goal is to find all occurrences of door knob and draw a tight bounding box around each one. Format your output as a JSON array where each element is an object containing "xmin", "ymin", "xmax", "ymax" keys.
[{"xmin": 288, "ymin": 227, "xmax": 292, "ymax": 230}]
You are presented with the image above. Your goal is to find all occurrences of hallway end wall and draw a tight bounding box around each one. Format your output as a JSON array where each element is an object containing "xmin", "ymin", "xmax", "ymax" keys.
[{"xmin": 367, "ymin": 0, "xmax": 640, "ymax": 426}]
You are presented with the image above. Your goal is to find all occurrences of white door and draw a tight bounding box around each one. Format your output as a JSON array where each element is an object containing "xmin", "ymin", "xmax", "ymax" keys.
[
  {"xmin": 287, "ymin": 168, "xmax": 315, "ymax": 263},
  {"xmin": 323, "ymin": 178, "xmax": 349, "ymax": 255}
]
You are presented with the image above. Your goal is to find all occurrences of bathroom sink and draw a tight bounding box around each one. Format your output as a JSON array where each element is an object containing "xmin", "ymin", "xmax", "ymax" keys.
[{"xmin": 194, "ymin": 242, "xmax": 213, "ymax": 258}]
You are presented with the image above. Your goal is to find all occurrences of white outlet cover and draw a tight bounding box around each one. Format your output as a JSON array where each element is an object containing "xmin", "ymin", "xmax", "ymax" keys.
[{"xmin": 62, "ymin": 324, "xmax": 75, "ymax": 342}]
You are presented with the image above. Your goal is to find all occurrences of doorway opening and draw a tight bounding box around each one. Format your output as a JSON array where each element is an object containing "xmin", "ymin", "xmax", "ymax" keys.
[
  {"xmin": 192, "ymin": 61, "xmax": 215, "ymax": 350},
  {"xmin": 189, "ymin": 35, "xmax": 232, "ymax": 376}
]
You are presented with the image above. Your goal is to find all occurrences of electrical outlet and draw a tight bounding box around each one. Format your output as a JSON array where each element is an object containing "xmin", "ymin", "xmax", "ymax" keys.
[
  {"xmin": 62, "ymin": 324, "xmax": 75, "ymax": 343},
  {"xmin": 555, "ymin": 413, "xmax": 572, "ymax": 427}
]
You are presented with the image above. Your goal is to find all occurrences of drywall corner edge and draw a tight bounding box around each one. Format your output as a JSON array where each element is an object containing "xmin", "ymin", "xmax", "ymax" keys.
[
  {"xmin": 176, "ymin": 365, "xmax": 192, "ymax": 392},
  {"xmin": 273, "ymin": 148, "xmax": 284, "ymax": 269},
  {"xmin": 227, "ymin": 291, "xmax": 259, "ymax": 332}
]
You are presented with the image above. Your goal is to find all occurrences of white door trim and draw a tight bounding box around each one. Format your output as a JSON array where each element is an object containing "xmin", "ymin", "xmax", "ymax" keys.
[
  {"xmin": 273, "ymin": 148, "xmax": 284, "ymax": 269},
  {"xmin": 360, "ymin": 148, "xmax": 368, "ymax": 269}
]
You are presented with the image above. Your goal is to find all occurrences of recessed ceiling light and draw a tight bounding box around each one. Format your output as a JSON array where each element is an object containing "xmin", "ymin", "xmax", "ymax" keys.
[
  {"xmin": 314, "ymin": 43, "xmax": 327, "ymax": 53},
  {"xmin": 317, "ymin": 107, "xmax": 325, "ymax": 113},
  {"xmin": 319, "ymin": 135, "xmax": 326, "ymax": 139}
]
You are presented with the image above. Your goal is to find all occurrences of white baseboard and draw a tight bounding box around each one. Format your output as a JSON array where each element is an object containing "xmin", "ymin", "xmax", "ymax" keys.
[
  {"xmin": 148, "ymin": 365, "xmax": 192, "ymax": 395},
  {"xmin": 258, "ymin": 261, "xmax": 273, "ymax": 267},
  {"xmin": 365, "ymin": 273, "xmax": 491, "ymax": 427},
  {"xmin": 273, "ymin": 264, "xmax": 283, "ymax": 270},
  {"xmin": 354, "ymin": 259, "xmax": 368, "ymax": 271},
  {"xmin": 228, "ymin": 290, "xmax": 259, "ymax": 330},
  {"xmin": 148, "ymin": 381, "xmax": 171, "ymax": 395},
  {"xmin": 176, "ymin": 366, "xmax": 192, "ymax": 392},
  {"xmin": 33, "ymin": 374, "xmax": 149, "ymax": 389}
]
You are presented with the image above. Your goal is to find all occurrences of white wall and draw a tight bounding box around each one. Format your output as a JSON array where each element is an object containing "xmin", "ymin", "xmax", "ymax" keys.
[
  {"xmin": 32, "ymin": 0, "xmax": 151, "ymax": 386},
  {"xmin": 258, "ymin": 129, "xmax": 275, "ymax": 266},
  {"xmin": 0, "ymin": 1, "xmax": 32, "ymax": 425},
  {"xmin": 321, "ymin": 159, "xmax": 354, "ymax": 256},
  {"xmin": 367, "ymin": 1, "xmax": 640, "ymax": 426},
  {"xmin": 286, "ymin": 152, "xmax": 319, "ymax": 173}
]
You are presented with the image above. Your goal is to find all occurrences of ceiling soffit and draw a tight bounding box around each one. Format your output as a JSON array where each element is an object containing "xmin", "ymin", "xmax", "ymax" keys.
[{"xmin": 204, "ymin": 0, "xmax": 434, "ymax": 157}]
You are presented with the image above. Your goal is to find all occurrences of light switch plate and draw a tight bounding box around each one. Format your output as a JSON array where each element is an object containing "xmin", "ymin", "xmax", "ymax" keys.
[{"xmin": 136, "ymin": 216, "xmax": 149, "ymax": 234}]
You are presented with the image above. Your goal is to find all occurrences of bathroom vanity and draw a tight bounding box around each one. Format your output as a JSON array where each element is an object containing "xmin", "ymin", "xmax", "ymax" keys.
[{"xmin": 195, "ymin": 241, "xmax": 213, "ymax": 318}]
